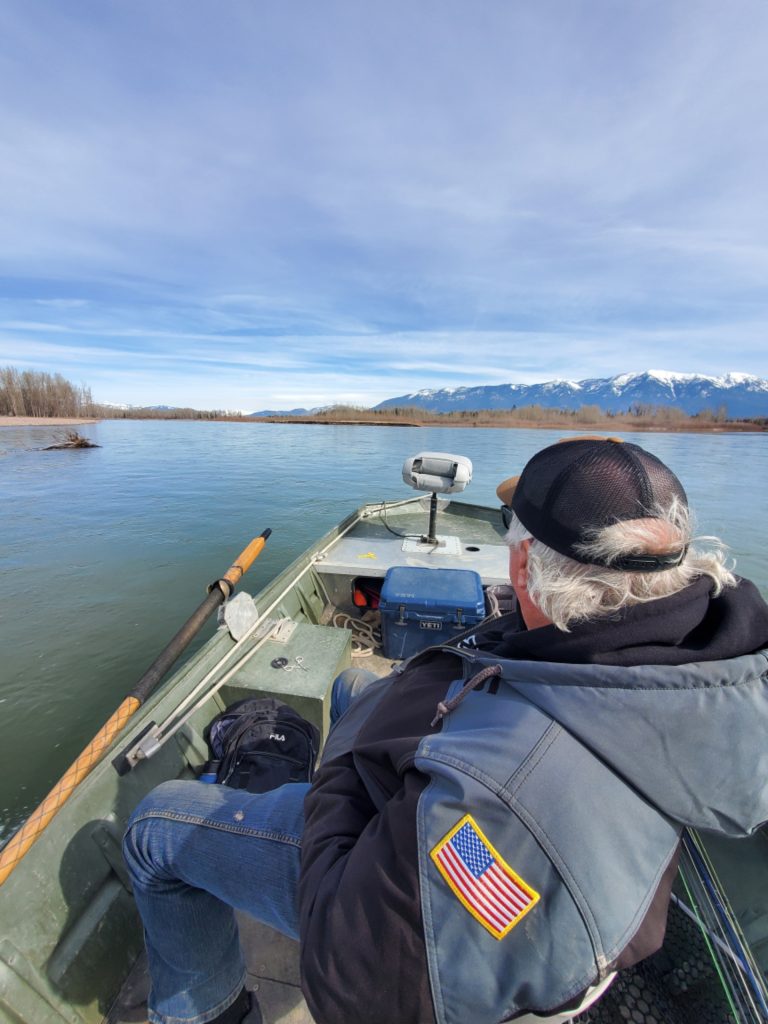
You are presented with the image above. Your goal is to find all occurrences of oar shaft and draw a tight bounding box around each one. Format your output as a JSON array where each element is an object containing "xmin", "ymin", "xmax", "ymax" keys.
[
  {"xmin": 129, "ymin": 588, "xmax": 225, "ymax": 704},
  {"xmin": 129, "ymin": 529, "xmax": 272, "ymax": 705},
  {"xmin": 0, "ymin": 696, "xmax": 140, "ymax": 885}
]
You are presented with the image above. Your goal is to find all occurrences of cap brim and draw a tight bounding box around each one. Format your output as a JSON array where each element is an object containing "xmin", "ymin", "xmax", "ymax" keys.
[{"xmin": 496, "ymin": 475, "xmax": 520, "ymax": 506}]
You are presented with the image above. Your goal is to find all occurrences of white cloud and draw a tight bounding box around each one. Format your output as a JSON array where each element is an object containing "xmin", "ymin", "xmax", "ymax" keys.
[{"xmin": 0, "ymin": 0, "xmax": 766, "ymax": 406}]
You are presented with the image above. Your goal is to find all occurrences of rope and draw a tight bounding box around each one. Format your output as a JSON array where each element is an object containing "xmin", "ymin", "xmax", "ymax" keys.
[
  {"xmin": 431, "ymin": 664, "xmax": 503, "ymax": 726},
  {"xmin": 332, "ymin": 612, "xmax": 381, "ymax": 657}
]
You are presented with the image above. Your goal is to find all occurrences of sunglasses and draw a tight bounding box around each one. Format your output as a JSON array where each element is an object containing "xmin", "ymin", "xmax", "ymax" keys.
[{"xmin": 500, "ymin": 505, "xmax": 513, "ymax": 530}]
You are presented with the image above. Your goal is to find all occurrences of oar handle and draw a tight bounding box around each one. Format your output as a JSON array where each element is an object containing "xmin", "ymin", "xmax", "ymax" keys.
[{"xmin": 215, "ymin": 528, "xmax": 272, "ymax": 596}]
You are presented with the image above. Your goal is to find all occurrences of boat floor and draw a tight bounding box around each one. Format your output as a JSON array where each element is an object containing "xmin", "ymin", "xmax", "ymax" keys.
[
  {"xmin": 108, "ymin": 902, "xmax": 740, "ymax": 1024},
  {"xmin": 108, "ymin": 918, "xmax": 310, "ymax": 1024}
]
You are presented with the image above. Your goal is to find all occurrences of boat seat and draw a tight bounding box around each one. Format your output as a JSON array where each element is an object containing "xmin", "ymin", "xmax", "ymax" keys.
[{"xmin": 217, "ymin": 620, "xmax": 353, "ymax": 743}]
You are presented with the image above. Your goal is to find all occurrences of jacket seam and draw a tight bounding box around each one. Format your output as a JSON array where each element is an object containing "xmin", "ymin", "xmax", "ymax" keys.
[
  {"xmin": 504, "ymin": 721, "xmax": 561, "ymax": 792},
  {"xmin": 417, "ymin": 777, "xmax": 447, "ymax": 1024}
]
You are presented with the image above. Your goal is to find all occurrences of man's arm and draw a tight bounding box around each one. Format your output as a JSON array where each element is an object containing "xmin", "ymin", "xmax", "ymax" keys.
[{"xmin": 299, "ymin": 756, "xmax": 435, "ymax": 1024}]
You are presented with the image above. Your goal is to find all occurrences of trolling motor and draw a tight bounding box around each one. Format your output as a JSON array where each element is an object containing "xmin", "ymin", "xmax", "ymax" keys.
[{"xmin": 402, "ymin": 452, "xmax": 473, "ymax": 546}]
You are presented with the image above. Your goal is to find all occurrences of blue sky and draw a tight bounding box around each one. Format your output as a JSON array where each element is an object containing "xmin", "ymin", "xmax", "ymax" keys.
[{"xmin": 1, "ymin": 1, "xmax": 767, "ymax": 411}]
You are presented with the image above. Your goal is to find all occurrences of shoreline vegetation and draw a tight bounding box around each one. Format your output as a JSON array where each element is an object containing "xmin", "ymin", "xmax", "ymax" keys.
[
  {"xmin": 246, "ymin": 405, "xmax": 768, "ymax": 432},
  {"xmin": 1, "ymin": 367, "xmax": 766, "ymax": 433}
]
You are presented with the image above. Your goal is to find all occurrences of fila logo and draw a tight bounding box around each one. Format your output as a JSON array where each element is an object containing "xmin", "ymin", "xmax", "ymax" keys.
[{"xmin": 270, "ymin": 733, "xmax": 286, "ymax": 742}]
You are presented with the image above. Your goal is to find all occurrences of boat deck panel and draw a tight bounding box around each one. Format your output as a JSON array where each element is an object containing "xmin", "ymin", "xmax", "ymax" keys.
[
  {"xmin": 319, "ymin": 532, "xmax": 509, "ymax": 585},
  {"xmin": 316, "ymin": 502, "xmax": 510, "ymax": 587}
]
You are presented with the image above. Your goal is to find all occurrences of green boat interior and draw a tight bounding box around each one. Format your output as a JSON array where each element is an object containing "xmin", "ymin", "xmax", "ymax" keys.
[{"xmin": 1, "ymin": 468, "xmax": 767, "ymax": 1024}]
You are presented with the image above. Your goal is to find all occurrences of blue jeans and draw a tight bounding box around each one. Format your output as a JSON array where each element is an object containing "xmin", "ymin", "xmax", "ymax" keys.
[{"xmin": 123, "ymin": 668, "xmax": 379, "ymax": 1024}]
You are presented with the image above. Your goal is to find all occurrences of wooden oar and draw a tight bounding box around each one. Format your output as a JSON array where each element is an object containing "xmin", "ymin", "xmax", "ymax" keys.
[{"xmin": 0, "ymin": 529, "xmax": 272, "ymax": 886}]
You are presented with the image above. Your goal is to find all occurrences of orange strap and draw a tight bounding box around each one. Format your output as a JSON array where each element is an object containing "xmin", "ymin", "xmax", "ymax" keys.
[{"xmin": 0, "ymin": 695, "xmax": 140, "ymax": 886}]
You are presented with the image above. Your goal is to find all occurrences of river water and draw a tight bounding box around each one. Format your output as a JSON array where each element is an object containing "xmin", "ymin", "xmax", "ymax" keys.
[{"xmin": 1, "ymin": 420, "xmax": 766, "ymax": 843}]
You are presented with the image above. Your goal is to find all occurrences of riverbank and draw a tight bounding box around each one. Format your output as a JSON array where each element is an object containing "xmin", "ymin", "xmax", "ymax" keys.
[
  {"xmin": 0, "ymin": 416, "xmax": 99, "ymax": 427},
  {"xmin": 2, "ymin": 413, "xmax": 765, "ymax": 432},
  {"xmin": 249, "ymin": 416, "xmax": 768, "ymax": 432}
]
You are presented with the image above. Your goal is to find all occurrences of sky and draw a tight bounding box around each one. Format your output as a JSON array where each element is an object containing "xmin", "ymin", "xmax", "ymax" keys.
[{"xmin": 1, "ymin": 1, "xmax": 767, "ymax": 412}]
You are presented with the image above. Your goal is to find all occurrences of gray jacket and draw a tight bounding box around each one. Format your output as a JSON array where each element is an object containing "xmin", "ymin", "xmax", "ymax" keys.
[{"xmin": 416, "ymin": 646, "xmax": 768, "ymax": 1024}]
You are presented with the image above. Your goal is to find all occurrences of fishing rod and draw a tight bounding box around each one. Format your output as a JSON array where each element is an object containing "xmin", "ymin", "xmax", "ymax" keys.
[
  {"xmin": 679, "ymin": 829, "xmax": 768, "ymax": 1023},
  {"xmin": 0, "ymin": 529, "xmax": 271, "ymax": 887}
]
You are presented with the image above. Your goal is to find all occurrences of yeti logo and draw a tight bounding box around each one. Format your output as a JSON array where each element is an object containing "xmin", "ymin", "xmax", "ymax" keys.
[{"xmin": 270, "ymin": 733, "xmax": 286, "ymax": 742}]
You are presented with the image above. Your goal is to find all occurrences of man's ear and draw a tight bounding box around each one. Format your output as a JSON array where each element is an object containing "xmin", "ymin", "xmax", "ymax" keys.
[{"xmin": 516, "ymin": 538, "xmax": 531, "ymax": 586}]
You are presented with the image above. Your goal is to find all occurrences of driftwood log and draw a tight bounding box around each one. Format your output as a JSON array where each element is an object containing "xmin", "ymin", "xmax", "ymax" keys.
[{"xmin": 43, "ymin": 430, "xmax": 101, "ymax": 450}]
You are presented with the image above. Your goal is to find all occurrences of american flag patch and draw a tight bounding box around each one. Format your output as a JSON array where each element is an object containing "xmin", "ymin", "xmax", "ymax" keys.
[{"xmin": 430, "ymin": 814, "xmax": 539, "ymax": 939}]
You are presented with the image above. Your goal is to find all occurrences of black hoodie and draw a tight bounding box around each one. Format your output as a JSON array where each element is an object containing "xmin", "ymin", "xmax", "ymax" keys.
[{"xmin": 299, "ymin": 578, "xmax": 768, "ymax": 1024}]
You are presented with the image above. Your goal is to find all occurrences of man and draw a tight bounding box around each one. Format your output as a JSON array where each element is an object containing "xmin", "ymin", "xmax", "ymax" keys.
[{"xmin": 124, "ymin": 438, "xmax": 768, "ymax": 1024}]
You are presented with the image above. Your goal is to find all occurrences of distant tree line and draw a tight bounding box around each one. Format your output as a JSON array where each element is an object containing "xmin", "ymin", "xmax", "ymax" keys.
[
  {"xmin": 289, "ymin": 402, "xmax": 740, "ymax": 427},
  {"xmin": 0, "ymin": 367, "xmax": 242, "ymax": 420},
  {"xmin": 105, "ymin": 406, "xmax": 242, "ymax": 420},
  {"xmin": 0, "ymin": 367, "xmax": 95, "ymax": 417}
]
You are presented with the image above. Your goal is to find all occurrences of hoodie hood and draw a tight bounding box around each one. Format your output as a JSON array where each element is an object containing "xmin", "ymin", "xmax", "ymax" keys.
[
  {"xmin": 487, "ymin": 650, "xmax": 768, "ymax": 837},
  {"xmin": 468, "ymin": 577, "xmax": 768, "ymax": 837},
  {"xmin": 485, "ymin": 576, "xmax": 768, "ymax": 666}
]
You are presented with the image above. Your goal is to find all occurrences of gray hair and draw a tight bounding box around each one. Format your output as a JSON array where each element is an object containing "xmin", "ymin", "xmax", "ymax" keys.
[{"xmin": 505, "ymin": 500, "xmax": 736, "ymax": 631}]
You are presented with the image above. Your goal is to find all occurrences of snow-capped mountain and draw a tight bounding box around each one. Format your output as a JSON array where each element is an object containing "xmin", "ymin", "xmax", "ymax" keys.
[
  {"xmin": 247, "ymin": 407, "xmax": 321, "ymax": 417},
  {"xmin": 374, "ymin": 371, "xmax": 768, "ymax": 418}
]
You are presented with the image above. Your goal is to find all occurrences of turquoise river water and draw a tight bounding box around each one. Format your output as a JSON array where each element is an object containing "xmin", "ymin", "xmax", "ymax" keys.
[{"xmin": 1, "ymin": 420, "xmax": 766, "ymax": 843}]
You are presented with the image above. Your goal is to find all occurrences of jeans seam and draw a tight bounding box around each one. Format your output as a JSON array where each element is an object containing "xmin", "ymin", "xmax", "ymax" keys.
[
  {"xmin": 147, "ymin": 969, "xmax": 247, "ymax": 1024},
  {"xmin": 130, "ymin": 808, "xmax": 302, "ymax": 846}
]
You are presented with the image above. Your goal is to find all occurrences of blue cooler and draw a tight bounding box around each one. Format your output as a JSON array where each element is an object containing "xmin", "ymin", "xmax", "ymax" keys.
[{"xmin": 379, "ymin": 566, "xmax": 486, "ymax": 659}]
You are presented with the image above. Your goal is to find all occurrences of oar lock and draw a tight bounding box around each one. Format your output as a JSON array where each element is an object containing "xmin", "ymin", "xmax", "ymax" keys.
[{"xmin": 208, "ymin": 575, "xmax": 237, "ymax": 599}]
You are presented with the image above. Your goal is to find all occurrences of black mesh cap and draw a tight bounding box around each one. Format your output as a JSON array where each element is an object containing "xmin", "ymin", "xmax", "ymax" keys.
[{"xmin": 510, "ymin": 439, "xmax": 689, "ymax": 570}]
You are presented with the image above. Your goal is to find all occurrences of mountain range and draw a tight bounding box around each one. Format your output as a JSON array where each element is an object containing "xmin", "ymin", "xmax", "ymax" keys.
[{"xmin": 371, "ymin": 371, "xmax": 768, "ymax": 418}]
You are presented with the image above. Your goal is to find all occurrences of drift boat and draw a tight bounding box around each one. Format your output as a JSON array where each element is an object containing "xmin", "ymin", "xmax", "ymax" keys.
[{"xmin": 1, "ymin": 453, "xmax": 767, "ymax": 1024}]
